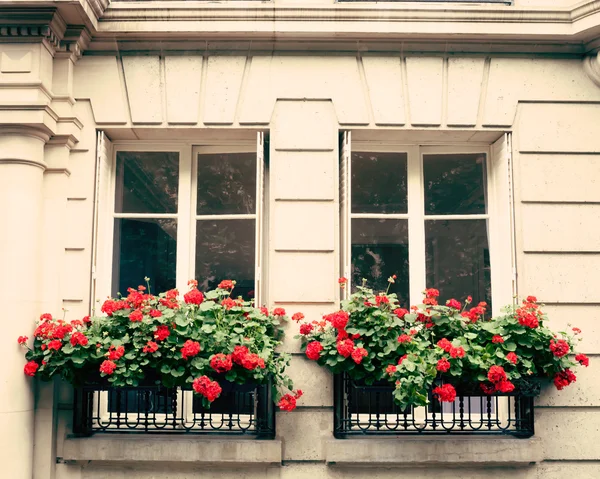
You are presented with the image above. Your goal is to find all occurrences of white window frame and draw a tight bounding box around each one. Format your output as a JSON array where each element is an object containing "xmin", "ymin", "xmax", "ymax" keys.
[{"xmin": 342, "ymin": 133, "xmax": 514, "ymax": 316}]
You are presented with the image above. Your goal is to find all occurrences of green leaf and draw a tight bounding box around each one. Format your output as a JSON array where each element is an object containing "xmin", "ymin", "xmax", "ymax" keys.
[
  {"xmin": 160, "ymin": 364, "xmax": 171, "ymax": 374},
  {"xmin": 504, "ymin": 342, "xmax": 517, "ymax": 352}
]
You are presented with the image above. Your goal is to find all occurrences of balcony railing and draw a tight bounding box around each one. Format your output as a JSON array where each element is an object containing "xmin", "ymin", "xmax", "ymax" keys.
[
  {"xmin": 73, "ymin": 380, "xmax": 275, "ymax": 439},
  {"xmin": 334, "ymin": 373, "xmax": 536, "ymax": 438}
]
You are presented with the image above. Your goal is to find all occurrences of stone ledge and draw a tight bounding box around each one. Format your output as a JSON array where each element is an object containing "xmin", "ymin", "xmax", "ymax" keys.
[
  {"xmin": 62, "ymin": 435, "xmax": 282, "ymax": 465},
  {"xmin": 325, "ymin": 437, "xmax": 542, "ymax": 466}
]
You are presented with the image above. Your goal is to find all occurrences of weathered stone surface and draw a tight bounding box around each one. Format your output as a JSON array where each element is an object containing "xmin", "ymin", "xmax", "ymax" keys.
[
  {"xmin": 537, "ymin": 360, "xmax": 599, "ymax": 406},
  {"xmin": 277, "ymin": 409, "xmax": 332, "ymax": 461},
  {"xmin": 285, "ymin": 356, "xmax": 333, "ymax": 407},
  {"xmin": 325, "ymin": 437, "xmax": 542, "ymax": 466},
  {"xmin": 536, "ymin": 409, "xmax": 600, "ymax": 460},
  {"xmin": 62, "ymin": 436, "xmax": 282, "ymax": 465},
  {"xmin": 543, "ymin": 305, "xmax": 600, "ymax": 355},
  {"xmin": 271, "ymin": 151, "xmax": 337, "ymax": 201}
]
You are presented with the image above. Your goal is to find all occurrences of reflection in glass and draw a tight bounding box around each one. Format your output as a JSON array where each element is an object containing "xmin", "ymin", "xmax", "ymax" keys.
[
  {"xmin": 115, "ymin": 152, "xmax": 179, "ymax": 214},
  {"xmin": 425, "ymin": 219, "xmax": 491, "ymax": 309},
  {"xmin": 351, "ymin": 152, "xmax": 408, "ymax": 214},
  {"xmin": 112, "ymin": 218, "xmax": 177, "ymax": 296},
  {"xmin": 197, "ymin": 153, "xmax": 256, "ymax": 215},
  {"xmin": 423, "ymin": 153, "xmax": 486, "ymax": 215},
  {"xmin": 351, "ymin": 219, "xmax": 410, "ymax": 307},
  {"xmin": 195, "ymin": 220, "xmax": 255, "ymax": 300}
]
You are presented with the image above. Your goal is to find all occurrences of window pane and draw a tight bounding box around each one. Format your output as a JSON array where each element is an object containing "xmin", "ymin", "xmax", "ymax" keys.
[
  {"xmin": 351, "ymin": 152, "xmax": 408, "ymax": 214},
  {"xmin": 115, "ymin": 152, "xmax": 179, "ymax": 214},
  {"xmin": 112, "ymin": 218, "xmax": 177, "ymax": 296},
  {"xmin": 197, "ymin": 153, "xmax": 256, "ymax": 215},
  {"xmin": 195, "ymin": 220, "xmax": 255, "ymax": 300},
  {"xmin": 351, "ymin": 219, "xmax": 409, "ymax": 307},
  {"xmin": 425, "ymin": 219, "xmax": 491, "ymax": 309},
  {"xmin": 423, "ymin": 153, "xmax": 486, "ymax": 215}
]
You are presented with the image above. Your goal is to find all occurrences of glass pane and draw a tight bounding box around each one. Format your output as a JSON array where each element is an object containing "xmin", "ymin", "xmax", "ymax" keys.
[
  {"xmin": 423, "ymin": 153, "xmax": 486, "ymax": 215},
  {"xmin": 351, "ymin": 152, "xmax": 408, "ymax": 214},
  {"xmin": 197, "ymin": 153, "xmax": 256, "ymax": 215},
  {"xmin": 115, "ymin": 151, "xmax": 179, "ymax": 214},
  {"xmin": 195, "ymin": 220, "xmax": 255, "ymax": 300},
  {"xmin": 425, "ymin": 219, "xmax": 491, "ymax": 309},
  {"xmin": 112, "ymin": 218, "xmax": 177, "ymax": 296},
  {"xmin": 351, "ymin": 219, "xmax": 409, "ymax": 307}
]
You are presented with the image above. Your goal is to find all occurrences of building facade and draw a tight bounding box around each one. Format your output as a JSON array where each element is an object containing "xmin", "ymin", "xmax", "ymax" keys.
[{"xmin": 1, "ymin": 0, "xmax": 600, "ymax": 478}]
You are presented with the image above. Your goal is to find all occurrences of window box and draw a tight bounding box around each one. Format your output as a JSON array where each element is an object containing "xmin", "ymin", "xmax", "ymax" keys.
[
  {"xmin": 73, "ymin": 377, "xmax": 275, "ymax": 438},
  {"xmin": 333, "ymin": 372, "xmax": 537, "ymax": 438}
]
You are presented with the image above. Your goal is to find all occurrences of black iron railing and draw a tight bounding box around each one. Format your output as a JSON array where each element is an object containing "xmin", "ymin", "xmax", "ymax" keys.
[
  {"xmin": 73, "ymin": 380, "xmax": 275, "ymax": 438},
  {"xmin": 334, "ymin": 373, "xmax": 536, "ymax": 438}
]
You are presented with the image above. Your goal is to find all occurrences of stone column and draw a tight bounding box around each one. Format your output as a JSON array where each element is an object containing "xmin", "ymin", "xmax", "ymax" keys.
[{"xmin": 0, "ymin": 128, "xmax": 49, "ymax": 479}]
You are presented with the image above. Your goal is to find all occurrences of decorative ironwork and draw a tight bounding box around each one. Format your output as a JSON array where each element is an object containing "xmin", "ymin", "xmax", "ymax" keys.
[
  {"xmin": 334, "ymin": 373, "xmax": 535, "ymax": 438},
  {"xmin": 73, "ymin": 380, "xmax": 275, "ymax": 438}
]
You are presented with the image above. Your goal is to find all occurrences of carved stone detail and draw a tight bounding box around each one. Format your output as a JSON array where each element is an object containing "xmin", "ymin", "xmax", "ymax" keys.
[{"xmin": 583, "ymin": 53, "xmax": 600, "ymax": 89}]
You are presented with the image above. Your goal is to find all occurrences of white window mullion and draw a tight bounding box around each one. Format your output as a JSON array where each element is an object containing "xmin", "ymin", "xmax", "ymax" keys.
[
  {"xmin": 254, "ymin": 132, "xmax": 265, "ymax": 306},
  {"xmin": 176, "ymin": 145, "xmax": 193, "ymax": 294},
  {"xmin": 407, "ymin": 145, "xmax": 425, "ymax": 306},
  {"xmin": 340, "ymin": 131, "xmax": 351, "ymax": 301}
]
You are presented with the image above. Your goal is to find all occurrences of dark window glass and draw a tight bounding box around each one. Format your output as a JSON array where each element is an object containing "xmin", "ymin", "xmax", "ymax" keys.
[
  {"xmin": 195, "ymin": 220, "xmax": 255, "ymax": 300},
  {"xmin": 351, "ymin": 219, "xmax": 409, "ymax": 307},
  {"xmin": 112, "ymin": 218, "xmax": 177, "ymax": 296},
  {"xmin": 108, "ymin": 389, "xmax": 173, "ymax": 414},
  {"xmin": 197, "ymin": 153, "xmax": 256, "ymax": 215},
  {"xmin": 115, "ymin": 152, "xmax": 179, "ymax": 214},
  {"xmin": 425, "ymin": 219, "xmax": 491, "ymax": 310},
  {"xmin": 351, "ymin": 152, "xmax": 408, "ymax": 214},
  {"xmin": 423, "ymin": 153, "xmax": 486, "ymax": 215}
]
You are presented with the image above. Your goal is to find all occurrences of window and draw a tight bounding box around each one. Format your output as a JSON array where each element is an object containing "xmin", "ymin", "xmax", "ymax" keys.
[
  {"xmin": 341, "ymin": 134, "xmax": 513, "ymax": 313},
  {"xmin": 101, "ymin": 135, "xmax": 266, "ymax": 303}
]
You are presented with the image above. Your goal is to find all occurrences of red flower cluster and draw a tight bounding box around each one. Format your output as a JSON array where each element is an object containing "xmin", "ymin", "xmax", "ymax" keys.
[
  {"xmin": 292, "ymin": 312, "xmax": 305, "ymax": 322},
  {"xmin": 397, "ymin": 334, "xmax": 412, "ymax": 344},
  {"xmin": 129, "ymin": 309, "xmax": 143, "ymax": 322},
  {"xmin": 149, "ymin": 309, "xmax": 162, "ymax": 318},
  {"xmin": 107, "ymin": 345, "xmax": 125, "ymax": 360},
  {"xmin": 375, "ymin": 295, "xmax": 389, "ymax": 306},
  {"xmin": 575, "ymin": 354, "xmax": 590, "ymax": 367},
  {"xmin": 492, "ymin": 335, "xmax": 504, "ymax": 344},
  {"xmin": 154, "ymin": 325, "xmax": 170, "ymax": 341},
  {"xmin": 337, "ymin": 339, "xmax": 355, "ymax": 358},
  {"xmin": 423, "ymin": 288, "xmax": 439, "ymax": 306},
  {"xmin": 210, "ymin": 353, "xmax": 233, "ymax": 373},
  {"xmin": 449, "ymin": 346, "xmax": 465, "ymax": 359},
  {"xmin": 299, "ymin": 323, "xmax": 313, "ymax": 335},
  {"xmin": 17, "ymin": 336, "xmax": 28, "ymax": 345},
  {"xmin": 100, "ymin": 360, "xmax": 117, "ymax": 375},
  {"xmin": 484, "ymin": 365, "xmax": 514, "ymax": 393},
  {"xmin": 437, "ymin": 338, "xmax": 453, "ymax": 353},
  {"xmin": 516, "ymin": 297, "xmax": 541, "ymax": 328},
  {"xmin": 142, "ymin": 341, "xmax": 159, "ymax": 353},
  {"xmin": 48, "ymin": 340, "xmax": 62, "ymax": 351},
  {"xmin": 549, "ymin": 339, "xmax": 570, "ymax": 358},
  {"xmin": 506, "ymin": 352, "xmax": 518, "ymax": 364},
  {"xmin": 487, "ymin": 365, "xmax": 507, "ymax": 383},
  {"xmin": 24, "ymin": 361, "xmax": 39, "ymax": 377},
  {"xmin": 231, "ymin": 345, "xmax": 265, "ymax": 370},
  {"xmin": 159, "ymin": 289, "xmax": 179, "ymax": 309},
  {"xmin": 278, "ymin": 390, "xmax": 303, "ymax": 411},
  {"xmin": 184, "ymin": 287, "xmax": 204, "ymax": 305},
  {"xmin": 70, "ymin": 332, "xmax": 88, "ymax": 347},
  {"xmin": 325, "ymin": 311, "xmax": 349, "ymax": 330},
  {"xmin": 273, "ymin": 308, "xmax": 286, "ymax": 316},
  {"xmin": 554, "ymin": 369, "xmax": 577, "ymax": 390},
  {"xmin": 221, "ymin": 298, "xmax": 236, "ymax": 310},
  {"xmin": 305, "ymin": 341, "xmax": 324, "ymax": 360},
  {"xmin": 432, "ymin": 384, "xmax": 456, "ymax": 402},
  {"xmin": 181, "ymin": 340, "xmax": 201, "ymax": 360},
  {"xmin": 192, "ymin": 376, "xmax": 222, "ymax": 402},
  {"xmin": 34, "ymin": 319, "xmax": 73, "ymax": 340},
  {"xmin": 351, "ymin": 347, "xmax": 368, "ymax": 364},
  {"xmin": 338, "ymin": 277, "xmax": 348, "ymax": 286},
  {"xmin": 100, "ymin": 299, "xmax": 129, "ymax": 316},
  {"xmin": 393, "ymin": 308, "xmax": 409, "ymax": 319},
  {"xmin": 461, "ymin": 302, "xmax": 486, "ymax": 322},
  {"xmin": 218, "ymin": 280, "xmax": 235, "ymax": 290},
  {"xmin": 386, "ymin": 364, "xmax": 397, "ymax": 375},
  {"xmin": 437, "ymin": 357, "xmax": 451, "ymax": 372},
  {"xmin": 446, "ymin": 299, "xmax": 461, "ymax": 309}
]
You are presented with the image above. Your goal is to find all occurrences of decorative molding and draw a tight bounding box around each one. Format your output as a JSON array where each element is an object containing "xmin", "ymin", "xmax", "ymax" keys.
[
  {"xmin": 583, "ymin": 53, "xmax": 600, "ymax": 88},
  {"xmin": 56, "ymin": 27, "xmax": 92, "ymax": 61},
  {"xmin": 0, "ymin": 8, "xmax": 66, "ymax": 53},
  {"xmin": 86, "ymin": 0, "xmax": 111, "ymax": 21}
]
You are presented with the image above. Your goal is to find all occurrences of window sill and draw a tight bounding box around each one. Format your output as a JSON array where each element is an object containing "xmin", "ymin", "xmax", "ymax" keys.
[
  {"xmin": 325, "ymin": 437, "xmax": 542, "ymax": 466},
  {"xmin": 61, "ymin": 435, "xmax": 282, "ymax": 465}
]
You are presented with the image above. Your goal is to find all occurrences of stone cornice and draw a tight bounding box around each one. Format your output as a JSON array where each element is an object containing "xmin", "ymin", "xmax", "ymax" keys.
[
  {"xmin": 0, "ymin": 8, "xmax": 66, "ymax": 52},
  {"xmin": 56, "ymin": 26, "xmax": 92, "ymax": 61},
  {"xmin": 92, "ymin": 1, "xmax": 600, "ymax": 53},
  {"xmin": 584, "ymin": 52, "xmax": 600, "ymax": 87}
]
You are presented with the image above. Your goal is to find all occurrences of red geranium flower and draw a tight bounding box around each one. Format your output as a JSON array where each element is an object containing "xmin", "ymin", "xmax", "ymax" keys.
[
  {"xmin": 273, "ymin": 308, "xmax": 286, "ymax": 316},
  {"xmin": 299, "ymin": 323, "xmax": 313, "ymax": 335},
  {"xmin": 432, "ymin": 384, "xmax": 456, "ymax": 403},
  {"xmin": 142, "ymin": 341, "xmax": 159, "ymax": 354},
  {"xmin": 449, "ymin": 347, "xmax": 465, "ymax": 359},
  {"xmin": 437, "ymin": 338, "xmax": 453, "ymax": 353},
  {"xmin": 17, "ymin": 336, "xmax": 28, "ymax": 345},
  {"xmin": 495, "ymin": 380, "xmax": 515, "ymax": 393},
  {"xmin": 506, "ymin": 352, "xmax": 518, "ymax": 365},
  {"xmin": 492, "ymin": 335, "xmax": 504, "ymax": 344},
  {"xmin": 397, "ymin": 334, "xmax": 412, "ymax": 344},
  {"xmin": 386, "ymin": 364, "xmax": 397, "ymax": 375},
  {"xmin": 554, "ymin": 369, "xmax": 577, "ymax": 390},
  {"xmin": 338, "ymin": 277, "xmax": 348, "ymax": 286},
  {"xmin": 437, "ymin": 357, "xmax": 451, "ymax": 372},
  {"xmin": 129, "ymin": 309, "xmax": 143, "ymax": 322},
  {"xmin": 218, "ymin": 280, "xmax": 235, "ymax": 290},
  {"xmin": 394, "ymin": 308, "xmax": 409, "ymax": 319},
  {"xmin": 575, "ymin": 353, "xmax": 589, "ymax": 367},
  {"xmin": 100, "ymin": 360, "xmax": 117, "ymax": 375},
  {"xmin": 107, "ymin": 345, "xmax": 125, "ymax": 360},
  {"xmin": 305, "ymin": 341, "xmax": 324, "ymax": 361},
  {"xmin": 221, "ymin": 298, "xmax": 236, "ymax": 310},
  {"xmin": 278, "ymin": 390, "xmax": 303, "ymax": 411},
  {"xmin": 337, "ymin": 339, "xmax": 355, "ymax": 358},
  {"xmin": 446, "ymin": 299, "xmax": 461, "ymax": 309},
  {"xmin": 232, "ymin": 345, "xmax": 250, "ymax": 364},
  {"xmin": 181, "ymin": 340, "xmax": 201, "ymax": 360},
  {"xmin": 184, "ymin": 288, "xmax": 204, "ymax": 305},
  {"xmin": 192, "ymin": 376, "xmax": 222, "ymax": 402},
  {"xmin": 47, "ymin": 340, "xmax": 62, "ymax": 351},
  {"xmin": 549, "ymin": 339, "xmax": 570, "ymax": 358},
  {"xmin": 324, "ymin": 311, "xmax": 349, "ymax": 330},
  {"xmin": 70, "ymin": 332, "xmax": 88, "ymax": 347},
  {"xmin": 351, "ymin": 347, "xmax": 368, "ymax": 364},
  {"xmin": 487, "ymin": 365, "xmax": 507, "ymax": 383},
  {"xmin": 241, "ymin": 353, "xmax": 265, "ymax": 370},
  {"xmin": 154, "ymin": 325, "xmax": 170, "ymax": 341},
  {"xmin": 291, "ymin": 312, "xmax": 304, "ymax": 322},
  {"xmin": 24, "ymin": 361, "xmax": 39, "ymax": 377},
  {"xmin": 375, "ymin": 295, "xmax": 389, "ymax": 306},
  {"xmin": 210, "ymin": 353, "xmax": 233, "ymax": 373}
]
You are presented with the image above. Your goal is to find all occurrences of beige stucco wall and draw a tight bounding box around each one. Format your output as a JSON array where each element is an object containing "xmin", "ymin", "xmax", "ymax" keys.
[{"xmin": 2, "ymin": 8, "xmax": 600, "ymax": 474}]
